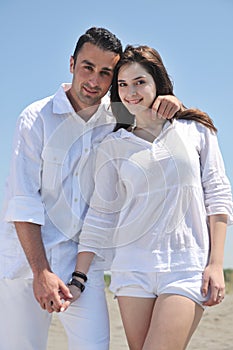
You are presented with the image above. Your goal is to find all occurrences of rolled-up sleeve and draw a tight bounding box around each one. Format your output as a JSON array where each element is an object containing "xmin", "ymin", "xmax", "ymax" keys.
[
  {"xmin": 4, "ymin": 109, "xmax": 45, "ymax": 225},
  {"xmin": 5, "ymin": 196, "xmax": 44, "ymax": 225},
  {"xmin": 200, "ymin": 126, "xmax": 233, "ymax": 225}
]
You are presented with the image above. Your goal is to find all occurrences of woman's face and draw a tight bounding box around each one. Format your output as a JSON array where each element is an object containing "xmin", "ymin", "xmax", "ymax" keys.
[{"xmin": 117, "ymin": 62, "xmax": 157, "ymax": 116}]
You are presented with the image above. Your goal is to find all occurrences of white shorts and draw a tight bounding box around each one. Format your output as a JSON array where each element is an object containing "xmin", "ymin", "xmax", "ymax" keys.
[
  {"xmin": 0, "ymin": 269, "xmax": 109, "ymax": 350},
  {"xmin": 110, "ymin": 270, "xmax": 208, "ymax": 309}
]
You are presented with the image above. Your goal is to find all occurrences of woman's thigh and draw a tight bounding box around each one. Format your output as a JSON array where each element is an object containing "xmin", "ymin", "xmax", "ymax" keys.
[
  {"xmin": 143, "ymin": 293, "xmax": 203, "ymax": 350},
  {"xmin": 117, "ymin": 296, "xmax": 156, "ymax": 350}
]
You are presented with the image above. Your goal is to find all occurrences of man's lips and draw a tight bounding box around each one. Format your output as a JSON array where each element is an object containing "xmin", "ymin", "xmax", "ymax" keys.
[{"xmin": 83, "ymin": 85, "xmax": 100, "ymax": 95}]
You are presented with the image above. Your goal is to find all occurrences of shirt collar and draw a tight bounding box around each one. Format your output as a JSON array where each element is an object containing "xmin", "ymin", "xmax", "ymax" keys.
[
  {"xmin": 52, "ymin": 84, "xmax": 112, "ymax": 124},
  {"xmin": 52, "ymin": 83, "xmax": 74, "ymax": 115},
  {"xmin": 118, "ymin": 119, "xmax": 173, "ymax": 141}
]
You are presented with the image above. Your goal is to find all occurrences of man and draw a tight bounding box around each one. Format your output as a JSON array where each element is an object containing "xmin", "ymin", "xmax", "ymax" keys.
[{"xmin": 0, "ymin": 27, "xmax": 181, "ymax": 349}]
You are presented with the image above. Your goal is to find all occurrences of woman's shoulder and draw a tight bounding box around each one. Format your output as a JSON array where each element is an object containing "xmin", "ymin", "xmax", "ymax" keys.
[
  {"xmin": 96, "ymin": 128, "xmax": 131, "ymax": 155},
  {"xmin": 174, "ymin": 118, "xmax": 213, "ymax": 134},
  {"xmin": 101, "ymin": 128, "xmax": 131, "ymax": 143}
]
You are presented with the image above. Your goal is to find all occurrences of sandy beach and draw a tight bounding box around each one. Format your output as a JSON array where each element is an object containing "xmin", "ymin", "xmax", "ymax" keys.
[{"xmin": 47, "ymin": 290, "xmax": 233, "ymax": 350}]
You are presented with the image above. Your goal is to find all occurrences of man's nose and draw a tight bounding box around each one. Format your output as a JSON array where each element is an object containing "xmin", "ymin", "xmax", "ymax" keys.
[{"xmin": 88, "ymin": 73, "xmax": 99, "ymax": 87}]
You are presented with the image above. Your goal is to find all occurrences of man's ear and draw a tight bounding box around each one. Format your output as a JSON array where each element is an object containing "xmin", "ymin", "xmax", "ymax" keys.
[{"xmin": 70, "ymin": 56, "xmax": 75, "ymax": 73}]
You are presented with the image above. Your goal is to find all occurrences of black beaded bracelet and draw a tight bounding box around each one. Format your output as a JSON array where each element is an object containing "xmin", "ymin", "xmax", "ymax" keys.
[
  {"xmin": 72, "ymin": 271, "xmax": 88, "ymax": 282},
  {"xmin": 67, "ymin": 278, "xmax": 85, "ymax": 292}
]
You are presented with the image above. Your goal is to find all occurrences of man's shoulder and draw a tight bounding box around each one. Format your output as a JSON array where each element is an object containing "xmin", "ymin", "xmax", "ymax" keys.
[
  {"xmin": 15, "ymin": 94, "xmax": 55, "ymax": 131},
  {"xmin": 21, "ymin": 94, "xmax": 54, "ymax": 115}
]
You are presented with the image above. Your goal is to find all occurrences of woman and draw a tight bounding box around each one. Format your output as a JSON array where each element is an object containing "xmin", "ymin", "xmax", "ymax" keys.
[{"xmin": 65, "ymin": 45, "xmax": 233, "ymax": 350}]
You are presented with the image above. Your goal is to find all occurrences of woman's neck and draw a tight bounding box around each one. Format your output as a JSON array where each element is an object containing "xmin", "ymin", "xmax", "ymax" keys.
[{"xmin": 132, "ymin": 113, "xmax": 167, "ymax": 142}]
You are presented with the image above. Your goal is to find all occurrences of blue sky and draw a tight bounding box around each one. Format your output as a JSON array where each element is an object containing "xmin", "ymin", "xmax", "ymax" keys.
[{"xmin": 1, "ymin": 0, "xmax": 232, "ymax": 267}]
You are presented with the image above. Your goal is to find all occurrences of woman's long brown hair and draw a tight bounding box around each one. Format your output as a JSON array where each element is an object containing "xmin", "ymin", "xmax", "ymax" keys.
[{"xmin": 110, "ymin": 45, "xmax": 217, "ymax": 133}]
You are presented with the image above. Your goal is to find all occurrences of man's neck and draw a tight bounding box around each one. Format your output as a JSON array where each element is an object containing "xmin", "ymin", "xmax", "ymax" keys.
[{"xmin": 66, "ymin": 89, "xmax": 100, "ymax": 122}]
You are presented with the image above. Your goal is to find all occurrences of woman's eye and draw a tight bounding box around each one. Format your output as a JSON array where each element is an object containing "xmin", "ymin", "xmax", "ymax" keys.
[
  {"xmin": 136, "ymin": 80, "xmax": 145, "ymax": 85},
  {"xmin": 118, "ymin": 82, "xmax": 126, "ymax": 87}
]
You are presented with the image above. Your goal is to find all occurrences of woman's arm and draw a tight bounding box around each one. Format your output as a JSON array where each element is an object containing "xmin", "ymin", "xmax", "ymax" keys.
[
  {"xmin": 62, "ymin": 139, "xmax": 123, "ymax": 311},
  {"xmin": 60, "ymin": 251, "xmax": 96, "ymax": 312},
  {"xmin": 74, "ymin": 251, "xmax": 95, "ymax": 274},
  {"xmin": 199, "ymin": 125, "xmax": 233, "ymax": 306},
  {"xmin": 202, "ymin": 214, "xmax": 227, "ymax": 306}
]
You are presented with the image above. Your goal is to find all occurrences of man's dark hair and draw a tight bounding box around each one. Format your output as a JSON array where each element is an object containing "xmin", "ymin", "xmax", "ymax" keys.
[{"xmin": 72, "ymin": 27, "xmax": 122, "ymax": 65}]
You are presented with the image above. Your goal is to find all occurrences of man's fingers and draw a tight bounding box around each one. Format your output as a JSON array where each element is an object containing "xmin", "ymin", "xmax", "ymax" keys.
[
  {"xmin": 164, "ymin": 104, "xmax": 180, "ymax": 119},
  {"xmin": 60, "ymin": 300, "xmax": 72, "ymax": 312},
  {"xmin": 151, "ymin": 98, "xmax": 160, "ymax": 113},
  {"xmin": 39, "ymin": 290, "xmax": 66, "ymax": 313},
  {"xmin": 156, "ymin": 102, "xmax": 167, "ymax": 118},
  {"xmin": 59, "ymin": 283, "xmax": 73, "ymax": 299},
  {"xmin": 49, "ymin": 299, "xmax": 62, "ymax": 313},
  {"xmin": 152, "ymin": 96, "xmax": 181, "ymax": 119}
]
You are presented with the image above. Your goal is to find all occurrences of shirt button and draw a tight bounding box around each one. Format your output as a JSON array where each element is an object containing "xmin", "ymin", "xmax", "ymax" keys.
[
  {"xmin": 74, "ymin": 198, "xmax": 78, "ymax": 202},
  {"xmin": 84, "ymin": 148, "xmax": 88, "ymax": 153},
  {"xmin": 75, "ymin": 172, "xmax": 78, "ymax": 176}
]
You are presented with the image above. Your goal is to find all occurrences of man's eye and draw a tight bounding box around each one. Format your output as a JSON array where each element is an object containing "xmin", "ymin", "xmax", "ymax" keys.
[
  {"xmin": 101, "ymin": 71, "xmax": 111, "ymax": 77},
  {"xmin": 84, "ymin": 66, "xmax": 93, "ymax": 71}
]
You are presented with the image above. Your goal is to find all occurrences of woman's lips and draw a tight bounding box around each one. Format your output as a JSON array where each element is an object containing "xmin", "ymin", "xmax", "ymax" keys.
[
  {"xmin": 125, "ymin": 98, "xmax": 142, "ymax": 104},
  {"xmin": 83, "ymin": 85, "xmax": 100, "ymax": 95}
]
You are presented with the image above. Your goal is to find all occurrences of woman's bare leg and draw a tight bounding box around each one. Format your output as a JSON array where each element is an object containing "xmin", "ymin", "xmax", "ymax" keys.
[
  {"xmin": 142, "ymin": 294, "xmax": 203, "ymax": 350},
  {"xmin": 117, "ymin": 296, "xmax": 156, "ymax": 350}
]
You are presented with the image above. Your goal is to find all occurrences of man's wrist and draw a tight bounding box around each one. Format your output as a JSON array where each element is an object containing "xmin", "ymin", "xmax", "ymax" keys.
[{"xmin": 33, "ymin": 266, "xmax": 53, "ymax": 278}]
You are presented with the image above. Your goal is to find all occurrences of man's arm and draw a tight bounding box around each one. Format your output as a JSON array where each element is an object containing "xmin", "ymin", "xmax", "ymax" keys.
[
  {"xmin": 152, "ymin": 95, "xmax": 185, "ymax": 119},
  {"xmin": 14, "ymin": 222, "xmax": 72, "ymax": 313}
]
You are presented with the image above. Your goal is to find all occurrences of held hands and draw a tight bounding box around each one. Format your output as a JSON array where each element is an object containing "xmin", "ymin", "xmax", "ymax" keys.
[
  {"xmin": 151, "ymin": 95, "xmax": 183, "ymax": 120},
  {"xmin": 59, "ymin": 284, "xmax": 82, "ymax": 312},
  {"xmin": 57, "ymin": 273, "xmax": 87, "ymax": 312},
  {"xmin": 59, "ymin": 276, "xmax": 85, "ymax": 312},
  {"xmin": 33, "ymin": 270, "xmax": 73, "ymax": 313},
  {"xmin": 201, "ymin": 264, "xmax": 225, "ymax": 306}
]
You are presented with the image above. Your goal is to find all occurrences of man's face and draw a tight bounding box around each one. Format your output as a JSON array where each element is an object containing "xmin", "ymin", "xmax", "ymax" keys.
[{"xmin": 69, "ymin": 42, "xmax": 120, "ymax": 112}]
